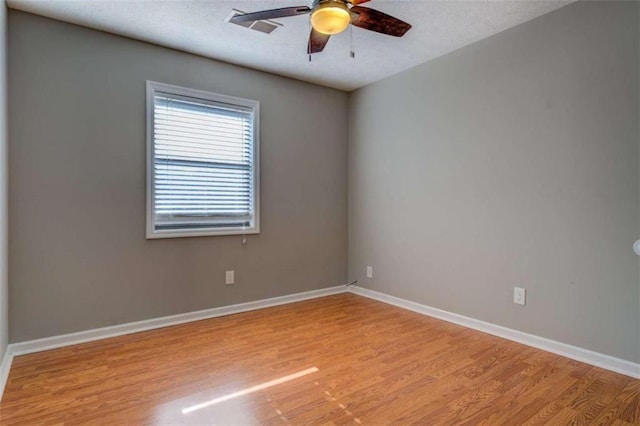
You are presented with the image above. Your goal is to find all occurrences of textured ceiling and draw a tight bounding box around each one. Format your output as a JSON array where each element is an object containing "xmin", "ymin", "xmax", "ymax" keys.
[{"xmin": 7, "ymin": 0, "xmax": 575, "ymax": 91}]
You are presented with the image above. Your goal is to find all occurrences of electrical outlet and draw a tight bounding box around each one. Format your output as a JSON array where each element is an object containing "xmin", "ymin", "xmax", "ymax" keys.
[
  {"xmin": 366, "ymin": 265, "xmax": 373, "ymax": 278},
  {"xmin": 225, "ymin": 270, "xmax": 235, "ymax": 285},
  {"xmin": 513, "ymin": 287, "xmax": 526, "ymax": 306}
]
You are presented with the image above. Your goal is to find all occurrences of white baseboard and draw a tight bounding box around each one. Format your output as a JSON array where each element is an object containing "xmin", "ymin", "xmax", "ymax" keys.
[
  {"xmin": 9, "ymin": 285, "xmax": 348, "ymax": 357},
  {"xmin": 0, "ymin": 348, "xmax": 12, "ymax": 401},
  {"xmin": 349, "ymin": 285, "xmax": 640, "ymax": 379}
]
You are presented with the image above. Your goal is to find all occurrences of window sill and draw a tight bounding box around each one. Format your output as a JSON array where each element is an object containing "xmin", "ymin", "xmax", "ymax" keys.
[{"xmin": 146, "ymin": 227, "xmax": 260, "ymax": 239}]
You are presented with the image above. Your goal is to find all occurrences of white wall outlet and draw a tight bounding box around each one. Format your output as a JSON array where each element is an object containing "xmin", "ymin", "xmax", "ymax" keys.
[
  {"xmin": 513, "ymin": 287, "xmax": 526, "ymax": 306},
  {"xmin": 225, "ymin": 270, "xmax": 235, "ymax": 285},
  {"xmin": 366, "ymin": 265, "xmax": 373, "ymax": 278}
]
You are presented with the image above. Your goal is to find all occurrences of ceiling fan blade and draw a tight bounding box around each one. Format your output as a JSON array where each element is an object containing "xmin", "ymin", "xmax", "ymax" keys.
[
  {"xmin": 230, "ymin": 6, "xmax": 311, "ymax": 24},
  {"xmin": 349, "ymin": 0, "xmax": 371, "ymax": 4},
  {"xmin": 349, "ymin": 6, "xmax": 412, "ymax": 37},
  {"xmin": 308, "ymin": 29, "xmax": 331, "ymax": 54}
]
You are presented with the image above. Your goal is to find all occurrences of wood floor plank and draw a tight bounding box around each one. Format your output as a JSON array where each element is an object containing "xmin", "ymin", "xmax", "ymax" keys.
[{"xmin": 0, "ymin": 293, "xmax": 638, "ymax": 424}]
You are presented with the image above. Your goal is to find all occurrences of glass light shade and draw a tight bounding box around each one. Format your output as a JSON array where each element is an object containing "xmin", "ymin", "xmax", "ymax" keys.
[{"xmin": 310, "ymin": 2, "xmax": 350, "ymax": 35}]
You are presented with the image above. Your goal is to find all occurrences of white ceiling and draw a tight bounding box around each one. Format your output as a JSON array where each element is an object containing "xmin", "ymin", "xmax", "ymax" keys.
[{"xmin": 7, "ymin": 0, "xmax": 575, "ymax": 91}]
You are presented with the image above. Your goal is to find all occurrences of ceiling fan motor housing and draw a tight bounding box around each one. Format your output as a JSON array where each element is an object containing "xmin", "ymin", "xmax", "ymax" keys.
[{"xmin": 310, "ymin": 0, "xmax": 351, "ymax": 35}]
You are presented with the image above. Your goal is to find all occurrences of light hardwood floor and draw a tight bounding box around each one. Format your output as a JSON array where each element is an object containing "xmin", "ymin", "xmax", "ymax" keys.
[{"xmin": 0, "ymin": 293, "xmax": 638, "ymax": 424}]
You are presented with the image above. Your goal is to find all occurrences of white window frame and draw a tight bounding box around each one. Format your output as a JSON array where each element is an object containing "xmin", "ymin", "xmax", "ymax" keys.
[{"xmin": 146, "ymin": 81, "xmax": 260, "ymax": 239}]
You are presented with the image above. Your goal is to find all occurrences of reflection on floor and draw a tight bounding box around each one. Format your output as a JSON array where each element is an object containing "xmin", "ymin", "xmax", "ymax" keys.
[
  {"xmin": 154, "ymin": 367, "xmax": 361, "ymax": 425},
  {"xmin": 0, "ymin": 293, "xmax": 638, "ymax": 424},
  {"xmin": 182, "ymin": 367, "xmax": 320, "ymax": 414}
]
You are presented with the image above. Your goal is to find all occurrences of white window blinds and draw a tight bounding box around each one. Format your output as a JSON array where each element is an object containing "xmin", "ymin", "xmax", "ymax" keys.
[{"xmin": 147, "ymin": 82, "xmax": 259, "ymax": 238}]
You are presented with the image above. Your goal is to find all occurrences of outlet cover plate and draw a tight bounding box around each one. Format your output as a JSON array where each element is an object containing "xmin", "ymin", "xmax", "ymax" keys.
[
  {"xmin": 225, "ymin": 270, "xmax": 235, "ymax": 285},
  {"xmin": 513, "ymin": 287, "xmax": 526, "ymax": 305}
]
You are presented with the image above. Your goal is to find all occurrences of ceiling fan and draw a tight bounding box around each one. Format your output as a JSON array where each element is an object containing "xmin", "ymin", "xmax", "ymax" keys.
[{"xmin": 230, "ymin": 0, "xmax": 412, "ymax": 54}]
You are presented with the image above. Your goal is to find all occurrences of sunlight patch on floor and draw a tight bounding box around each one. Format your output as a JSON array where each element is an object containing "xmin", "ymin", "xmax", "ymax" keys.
[{"xmin": 182, "ymin": 367, "xmax": 320, "ymax": 414}]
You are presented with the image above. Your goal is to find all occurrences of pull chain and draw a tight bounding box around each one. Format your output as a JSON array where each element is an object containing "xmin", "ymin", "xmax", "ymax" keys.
[
  {"xmin": 350, "ymin": 25, "xmax": 355, "ymax": 58},
  {"xmin": 308, "ymin": 18, "xmax": 312, "ymax": 62}
]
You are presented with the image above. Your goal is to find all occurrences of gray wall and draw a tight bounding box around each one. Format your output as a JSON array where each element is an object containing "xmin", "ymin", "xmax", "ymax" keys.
[
  {"xmin": 9, "ymin": 11, "xmax": 348, "ymax": 342},
  {"xmin": 348, "ymin": 1, "xmax": 640, "ymax": 362},
  {"xmin": 0, "ymin": 3, "xmax": 7, "ymax": 360}
]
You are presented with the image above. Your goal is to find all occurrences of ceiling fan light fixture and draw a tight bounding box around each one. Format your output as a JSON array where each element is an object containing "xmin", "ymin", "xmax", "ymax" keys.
[{"xmin": 310, "ymin": 1, "xmax": 350, "ymax": 35}]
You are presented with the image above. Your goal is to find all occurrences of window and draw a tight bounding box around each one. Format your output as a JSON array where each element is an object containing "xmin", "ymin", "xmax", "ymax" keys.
[{"xmin": 146, "ymin": 81, "xmax": 259, "ymax": 238}]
